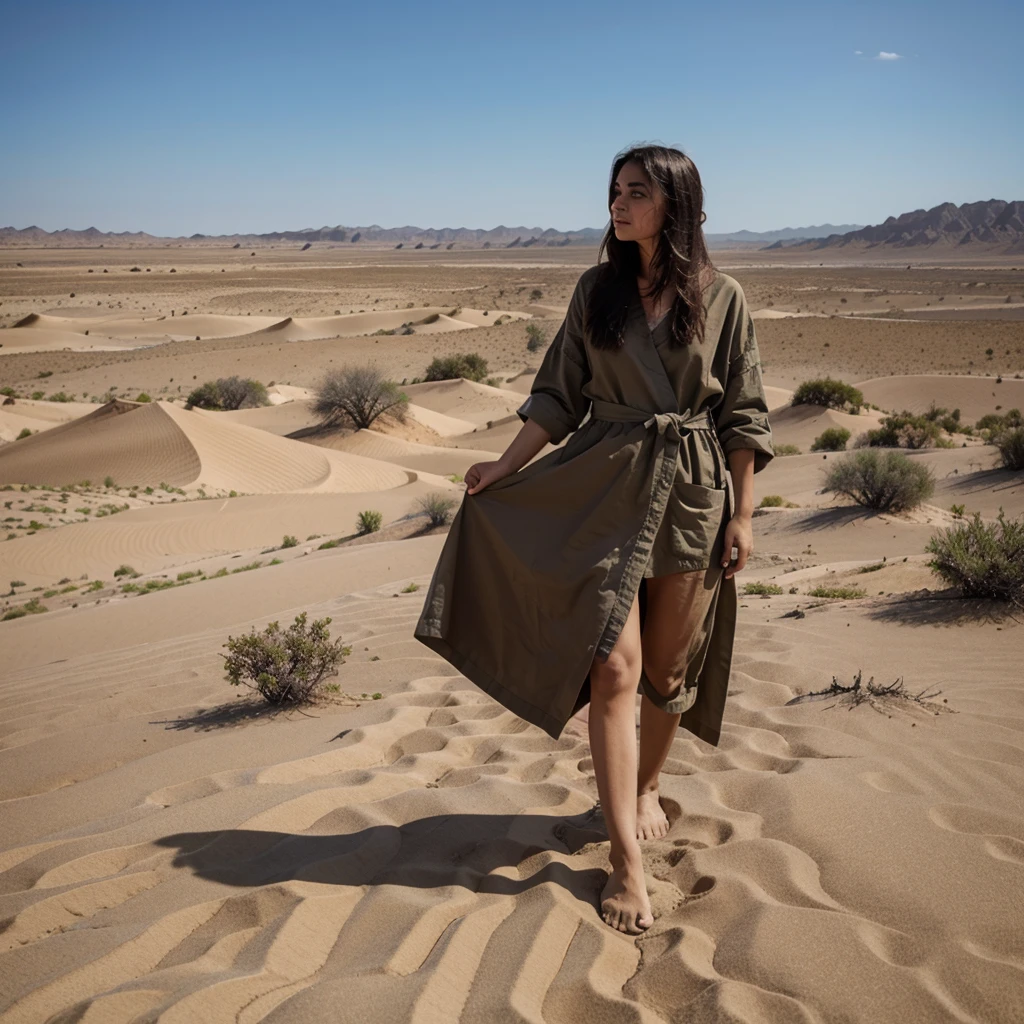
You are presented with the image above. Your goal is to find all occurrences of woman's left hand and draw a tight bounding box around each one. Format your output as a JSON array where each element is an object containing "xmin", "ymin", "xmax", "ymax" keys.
[{"xmin": 720, "ymin": 514, "xmax": 753, "ymax": 579}]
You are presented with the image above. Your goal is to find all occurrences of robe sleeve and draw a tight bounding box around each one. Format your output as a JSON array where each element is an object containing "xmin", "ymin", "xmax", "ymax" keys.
[
  {"xmin": 713, "ymin": 285, "xmax": 775, "ymax": 473},
  {"xmin": 515, "ymin": 273, "xmax": 592, "ymax": 444}
]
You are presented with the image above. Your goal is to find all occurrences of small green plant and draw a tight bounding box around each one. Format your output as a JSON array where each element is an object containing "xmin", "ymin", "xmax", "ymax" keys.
[
  {"xmin": 774, "ymin": 443, "xmax": 801, "ymax": 456},
  {"xmin": 113, "ymin": 564, "xmax": 138, "ymax": 578},
  {"xmin": 357, "ymin": 509, "xmax": 383, "ymax": 535},
  {"xmin": 318, "ymin": 538, "xmax": 341, "ymax": 550},
  {"xmin": 135, "ymin": 393, "xmax": 152, "ymax": 403},
  {"xmin": 925, "ymin": 509, "xmax": 1024, "ymax": 606},
  {"xmin": 806, "ymin": 585, "xmax": 866, "ymax": 599},
  {"xmin": 742, "ymin": 582, "xmax": 783, "ymax": 595},
  {"xmin": 2, "ymin": 597, "xmax": 48, "ymax": 620},
  {"xmin": 401, "ymin": 582, "xmax": 420, "ymax": 593},
  {"xmin": 280, "ymin": 535, "xmax": 299, "ymax": 548},
  {"xmin": 177, "ymin": 570, "xmax": 203, "ymax": 581},
  {"xmin": 17, "ymin": 428, "xmax": 33, "ymax": 440},
  {"xmin": 86, "ymin": 580, "xmax": 105, "ymax": 592},
  {"xmin": 811, "ymin": 427, "xmax": 851, "ymax": 452},
  {"xmin": 792, "ymin": 377, "xmax": 863, "ymax": 413},
  {"xmin": 447, "ymin": 473, "xmax": 464, "ymax": 484},
  {"xmin": 857, "ymin": 562, "xmax": 886, "ymax": 573},
  {"xmin": 758, "ymin": 495, "xmax": 784, "ymax": 507},
  {"xmin": 221, "ymin": 612, "xmax": 351, "ymax": 704},
  {"xmin": 822, "ymin": 450, "xmax": 934, "ymax": 512}
]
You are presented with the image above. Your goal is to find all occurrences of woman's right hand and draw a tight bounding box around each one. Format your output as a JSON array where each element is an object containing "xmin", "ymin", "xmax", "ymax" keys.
[{"xmin": 465, "ymin": 459, "xmax": 514, "ymax": 495}]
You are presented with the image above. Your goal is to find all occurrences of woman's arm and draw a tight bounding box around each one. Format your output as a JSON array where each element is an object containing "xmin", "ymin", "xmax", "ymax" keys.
[{"xmin": 720, "ymin": 448, "xmax": 755, "ymax": 579}]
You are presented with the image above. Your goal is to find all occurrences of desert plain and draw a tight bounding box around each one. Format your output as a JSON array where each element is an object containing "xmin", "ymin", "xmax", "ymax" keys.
[{"xmin": 0, "ymin": 243, "xmax": 1022, "ymax": 1023}]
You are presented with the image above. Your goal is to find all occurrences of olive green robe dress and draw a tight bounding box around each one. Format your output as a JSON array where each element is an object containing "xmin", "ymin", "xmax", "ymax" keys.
[{"xmin": 414, "ymin": 266, "xmax": 774, "ymax": 745}]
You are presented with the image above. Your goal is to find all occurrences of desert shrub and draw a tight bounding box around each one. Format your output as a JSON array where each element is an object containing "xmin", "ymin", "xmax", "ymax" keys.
[
  {"xmin": 417, "ymin": 492, "xmax": 457, "ymax": 526},
  {"xmin": 313, "ymin": 365, "xmax": 408, "ymax": 429},
  {"xmin": 529, "ymin": 288, "xmax": 543, "ymax": 301},
  {"xmin": 864, "ymin": 411, "xmax": 943, "ymax": 449},
  {"xmin": 743, "ymin": 582, "xmax": 783, "ymax": 595},
  {"xmin": 186, "ymin": 376, "xmax": 269, "ymax": 411},
  {"xmin": 759, "ymin": 495, "xmax": 785, "ymax": 507},
  {"xmin": 136, "ymin": 393, "xmax": 152, "ymax": 403},
  {"xmin": 774, "ymin": 443, "xmax": 801, "ymax": 456},
  {"xmin": 113, "ymin": 564, "xmax": 139, "ymax": 578},
  {"xmin": 46, "ymin": 392, "xmax": 73, "ymax": 403},
  {"xmin": 992, "ymin": 426, "xmax": 1024, "ymax": 470},
  {"xmin": 822, "ymin": 450, "xmax": 934, "ymax": 512},
  {"xmin": 925, "ymin": 509, "xmax": 1024, "ymax": 606},
  {"xmin": 806, "ymin": 585, "xmax": 866, "ymax": 599},
  {"xmin": 401, "ymin": 582, "xmax": 420, "ymax": 593},
  {"xmin": 976, "ymin": 408, "xmax": 1022, "ymax": 435},
  {"xmin": 525, "ymin": 323, "xmax": 546, "ymax": 353},
  {"xmin": 792, "ymin": 377, "xmax": 863, "ymax": 412},
  {"xmin": 810, "ymin": 427, "xmax": 851, "ymax": 452},
  {"xmin": 357, "ymin": 509, "xmax": 383, "ymax": 534},
  {"xmin": 317, "ymin": 538, "xmax": 340, "ymax": 549},
  {"xmin": 280, "ymin": 535, "xmax": 298, "ymax": 548},
  {"xmin": 17, "ymin": 428, "xmax": 32, "ymax": 440},
  {"xmin": 104, "ymin": 475, "xmax": 115, "ymax": 487},
  {"xmin": 221, "ymin": 612, "xmax": 351, "ymax": 704},
  {"xmin": 2, "ymin": 597, "xmax": 48, "ymax": 620},
  {"xmin": 424, "ymin": 352, "xmax": 488, "ymax": 383}
]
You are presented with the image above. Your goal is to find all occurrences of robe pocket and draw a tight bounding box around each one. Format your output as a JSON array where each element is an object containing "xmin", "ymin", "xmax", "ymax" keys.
[{"xmin": 663, "ymin": 480, "xmax": 728, "ymax": 566}]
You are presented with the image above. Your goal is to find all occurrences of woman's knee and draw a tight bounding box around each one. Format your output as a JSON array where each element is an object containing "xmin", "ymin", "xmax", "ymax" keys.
[{"xmin": 590, "ymin": 648, "xmax": 640, "ymax": 698}]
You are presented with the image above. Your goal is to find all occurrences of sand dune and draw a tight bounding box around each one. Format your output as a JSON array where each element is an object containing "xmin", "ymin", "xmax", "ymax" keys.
[
  {"xmin": 329, "ymin": 428, "xmax": 496, "ymax": 476},
  {"xmin": 3, "ymin": 307, "xmax": 529, "ymax": 352},
  {"xmin": 0, "ymin": 399, "xmax": 413, "ymax": 493},
  {"xmin": 0, "ymin": 397, "xmax": 98, "ymax": 441},
  {"xmin": 402, "ymin": 378, "xmax": 527, "ymax": 427},
  {"xmin": 855, "ymin": 374, "xmax": 1024, "ymax": 422},
  {"xmin": 1, "ymin": 534, "xmax": 1021, "ymax": 1023},
  {"xmin": 755, "ymin": 443, "xmax": 1022, "ymax": 521},
  {"xmin": 769, "ymin": 402, "xmax": 886, "ymax": 450}
]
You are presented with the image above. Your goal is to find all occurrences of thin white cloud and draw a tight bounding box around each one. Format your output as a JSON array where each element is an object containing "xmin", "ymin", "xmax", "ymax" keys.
[
  {"xmin": 875, "ymin": 51, "xmax": 902, "ymax": 60},
  {"xmin": 854, "ymin": 49, "xmax": 862, "ymax": 55}
]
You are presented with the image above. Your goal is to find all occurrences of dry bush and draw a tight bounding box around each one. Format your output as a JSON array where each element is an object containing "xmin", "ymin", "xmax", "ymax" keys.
[
  {"xmin": 221, "ymin": 612, "xmax": 351, "ymax": 704},
  {"xmin": 313, "ymin": 365, "xmax": 408, "ymax": 429},
  {"xmin": 925, "ymin": 509, "xmax": 1024, "ymax": 606},
  {"xmin": 822, "ymin": 450, "xmax": 934, "ymax": 512}
]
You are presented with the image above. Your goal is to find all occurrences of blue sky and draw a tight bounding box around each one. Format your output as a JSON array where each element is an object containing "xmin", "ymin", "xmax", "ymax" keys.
[{"xmin": 1, "ymin": 0, "xmax": 1020, "ymax": 236}]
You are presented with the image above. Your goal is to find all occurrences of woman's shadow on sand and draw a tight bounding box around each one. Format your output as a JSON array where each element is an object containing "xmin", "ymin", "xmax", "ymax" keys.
[{"xmin": 153, "ymin": 806, "xmax": 620, "ymax": 908}]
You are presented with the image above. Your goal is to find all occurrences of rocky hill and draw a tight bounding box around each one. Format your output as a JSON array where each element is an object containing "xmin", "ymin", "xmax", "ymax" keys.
[{"xmin": 768, "ymin": 200, "xmax": 1024, "ymax": 253}]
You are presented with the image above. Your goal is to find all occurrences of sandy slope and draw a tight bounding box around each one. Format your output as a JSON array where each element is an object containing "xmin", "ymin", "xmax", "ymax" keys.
[
  {"xmin": 856, "ymin": 375, "xmax": 1024, "ymax": 422},
  {"xmin": 0, "ymin": 399, "xmax": 416, "ymax": 493},
  {"xmin": 2, "ymin": 307, "xmax": 530, "ymax": 352},
  {"xmin": 1, "ymin": 535, "xmax": 1021, "ymax": 1023}
]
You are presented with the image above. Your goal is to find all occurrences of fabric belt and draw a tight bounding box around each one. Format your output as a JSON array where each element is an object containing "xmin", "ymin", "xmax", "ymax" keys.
[{"xmin": 590, "ymin": 400, "xmax": 715, "ymax": 441}]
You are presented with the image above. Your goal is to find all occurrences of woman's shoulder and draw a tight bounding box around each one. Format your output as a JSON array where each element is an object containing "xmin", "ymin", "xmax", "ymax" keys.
[{"xmin": 706, "ymin": 270, "xmax": 749, "ymax": 312}]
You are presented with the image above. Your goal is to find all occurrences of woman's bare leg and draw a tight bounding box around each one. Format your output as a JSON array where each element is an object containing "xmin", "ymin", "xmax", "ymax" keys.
[
  {"xmin": 636, "ymin": 693, "xmax": 679, "ymax": 839},
  {"xmin": 588, "ymin": 591, "xmax": 653, "ymax": 934},
  {"xmin": 635, "ymin": 569, "xmax": 719, "ymax": 841}
]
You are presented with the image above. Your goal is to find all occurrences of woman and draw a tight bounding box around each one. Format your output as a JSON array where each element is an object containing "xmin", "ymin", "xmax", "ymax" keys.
[{"xmin": 414, "ymin": 143, "xmax": 774, "ymax": 935}]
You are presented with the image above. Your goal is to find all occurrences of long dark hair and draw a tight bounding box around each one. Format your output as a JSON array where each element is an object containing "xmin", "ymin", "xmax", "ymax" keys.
[{"xmin": 585, "ymin": 144, "xmax": 715, "ymax": 350}]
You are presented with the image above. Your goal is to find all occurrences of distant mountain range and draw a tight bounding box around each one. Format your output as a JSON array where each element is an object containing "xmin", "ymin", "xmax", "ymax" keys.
[
  {"xmin": 2, "ymin": 202, "xmax": 1020, "ymax": 251},
  {"xmin": 0, "ymin": 223, "xmax": 607, "ymax": 249},
  {"xmin": 705, "ymin": 225, "xmax": 863, "ymax": 244},
  {"xmin": 765, "ymin": 200, "xmax": 1024, "ymax": 253}
]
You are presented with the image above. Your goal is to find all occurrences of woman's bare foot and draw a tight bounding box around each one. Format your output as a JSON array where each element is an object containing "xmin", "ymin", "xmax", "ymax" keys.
[
  {"xmin": 635, "ymin": 789, "xmax": 670, "ymax": 841},
  {"xmin": 600, "ymin": 853, "xmax": 654, "ymax": 934}
]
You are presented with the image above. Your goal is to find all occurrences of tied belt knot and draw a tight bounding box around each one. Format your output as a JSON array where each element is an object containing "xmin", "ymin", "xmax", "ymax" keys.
[{"xmin": 590, "ymin": 400, "xmax": 715, "ymax": 443}]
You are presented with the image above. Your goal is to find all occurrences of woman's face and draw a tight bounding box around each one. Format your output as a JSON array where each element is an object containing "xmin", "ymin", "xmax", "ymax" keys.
[{"xmin": 610, "ymin": 160, "xmax": 666, "ymax": 246}]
